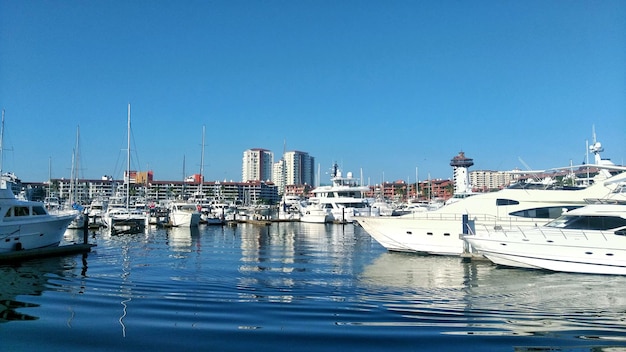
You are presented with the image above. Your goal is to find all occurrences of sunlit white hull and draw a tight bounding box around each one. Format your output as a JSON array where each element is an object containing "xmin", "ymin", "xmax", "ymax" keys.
[
  {"xmin": 102, "ymin": 208, "xmax": 147, "ymax": 234},
  {"xmin": 300, "ymin": 207, "xmax": 331, "ymax": 223},
  {"xmin": 358, "ymin": 216, "xmax": 468, "ymax": 255},
  {"xmin": 0, "ymin": 213, "xmax": 76, "ymax": 252},
  {"xmin": 357, "ymin": 170, "xmax": 626, "ymax": 256},
  {"xmin": 465, "ymin": 226, "xmax": 626, "ymax": 275},
  {"xmin": 170, "ymin": 211, "xmax": 201, "ymax": 227}
]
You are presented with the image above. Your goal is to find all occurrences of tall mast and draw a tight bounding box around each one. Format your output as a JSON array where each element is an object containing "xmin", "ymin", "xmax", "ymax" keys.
[
  {"xmin": 69, "ymin": 125, "xmax": 80, "ymax": 204},
  {"xmin": 182, "ymin": 155, "xmax": 186, "ymax": 197},
  {"xmin": 199, "ymin": 125, "xmax": 205, "ymax": 194},
  {"xmin": 126, "ymin": 103, "xmax": 131, "ymax": 210}
]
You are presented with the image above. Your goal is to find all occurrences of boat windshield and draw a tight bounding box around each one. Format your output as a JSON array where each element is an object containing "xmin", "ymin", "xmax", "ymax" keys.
[{"xmin": 545, "ymin": 215, "xmax": 626, "ymax": 231}]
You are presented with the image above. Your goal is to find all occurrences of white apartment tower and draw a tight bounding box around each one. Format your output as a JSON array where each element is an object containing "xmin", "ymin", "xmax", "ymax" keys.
[
  {"xmin": 284, "ymin": 151, "xmax": 315, "ymax": 186},
  {"xmin": 242, "ymin": 148, "xmax": 274, "ymax": 182},
  {"xmin": 272, "ymin": 159, "xmax": 286, "ymax": 194},
  {"xmin": 273, "ymin": 151, "xmax": 315, "ymax": 194}
]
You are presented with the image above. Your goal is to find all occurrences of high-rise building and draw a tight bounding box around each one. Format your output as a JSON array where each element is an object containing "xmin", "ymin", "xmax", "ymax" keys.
[
  {"xmin": 284, "ymin": 151, "xmax": 315, "ymax": 187},
  {"xmin": 272, "ymin": 158, "xmax": 286, "ymax": 194},
  {"xmin": 272, "ymin": 151, "xmax": 315, "ymax": 195},
  {"xmin": 242, "ymin": 148, "xmax": 273, "ymax": 182}
]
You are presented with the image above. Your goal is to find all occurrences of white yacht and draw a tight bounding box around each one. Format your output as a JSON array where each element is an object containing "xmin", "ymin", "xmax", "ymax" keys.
[
  {"xmin": 0, "ymin": 111, "xmax": 76, "ymax": 251},
  {"xmin": 0, "ymin": 181, "xmax": 76, "ymax": 252},
  {"xmin": 101, "ymin": 194, "xmax": 148, "ymax": 234},
  {"xmin": 166, "ymin": 200, "xmax": 201, "ymax": 227},
  {"xmin": 357, "ymin": 169, "xmax": 626, "ymax": 256},
  {"xmin": 87, "ymin": 196, "xmax": 108, "ymax": 226},
  {"xmin": 463, "ymin": 201, "xmax": 626, "ymax": 275},
  {"xmin": 300, "ymin": 163, "xmax": 372, "ymax": 223},
  {"xmin": 299, "ymin": 202, "xmax": 331, "ymax": 223}
]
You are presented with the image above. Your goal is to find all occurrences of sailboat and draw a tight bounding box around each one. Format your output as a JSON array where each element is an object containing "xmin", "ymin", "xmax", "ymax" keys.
[
  {"xmin": 189, "ymin": 125, "xmax": 223, "ymax": 225},
  {"xmin": 101, "ymin": 104, "xmax": 147, "ymax": 234},
  {"xmin": 66, "ymin": 125, "xmax": 87, "ymax": 229},
  {"xmin": 0, "ymin": 109, "xmax": 75, "ymax": 252}
]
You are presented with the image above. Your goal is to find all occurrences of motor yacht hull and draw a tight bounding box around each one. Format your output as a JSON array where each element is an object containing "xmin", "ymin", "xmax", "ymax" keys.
[{"xmin": 0, "ymin": 214, "xmax": 75, "ymax": 252}]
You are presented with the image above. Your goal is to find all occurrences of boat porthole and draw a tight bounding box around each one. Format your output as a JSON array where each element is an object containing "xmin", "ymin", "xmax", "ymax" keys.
[
  {"xmin": 427, "ymin": 232, "xmax": 433, "ymax": 236},
  {"xmin": 444, "ymin": 233, "xmax": 450, "ymax": 237},
  {"xmin": 500, "ymin": 243, "xmax": 507, "ymax": 246},
  {"xmin": 606, "ymin": 253, "xmax": 614, "ymax": 256},
  {"xmin": 585, "ymin": 252, "xmax": 593, "ymax": 255},
  {"xmin": 546, "ymin": 240, "xmax": 553, "ymax": 243}
]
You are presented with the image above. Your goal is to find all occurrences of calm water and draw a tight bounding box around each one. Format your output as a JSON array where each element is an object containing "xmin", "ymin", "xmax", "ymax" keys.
[{"xmin": 2, "ymin": 222, "xmax": 626, "ymax": 351}]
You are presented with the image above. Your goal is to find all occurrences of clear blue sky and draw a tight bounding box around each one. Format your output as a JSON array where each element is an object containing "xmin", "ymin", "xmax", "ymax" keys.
[{"xmin": 1, "ymin": 1, "xmax": 625, "ymax": 185}]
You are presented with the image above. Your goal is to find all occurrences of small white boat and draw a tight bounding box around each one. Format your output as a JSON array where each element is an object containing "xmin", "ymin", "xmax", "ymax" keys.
[
  {"xmin": 102, "ymin": 205, "xmax": 147, "ymax": 234},
  {"xmin": 464, "ymin": 202, "xmax": 626, "ymax": 275},
  {"xmin": 299, "ymin": 202, "xmax": 331, "ymax": 223},
  {"xmin": 87, "ymin": 196, "xmax": 108, "ymax": 226},
  {"xmin": 167, "ymin": 201, "xmax": 201, "ymax": 227}
]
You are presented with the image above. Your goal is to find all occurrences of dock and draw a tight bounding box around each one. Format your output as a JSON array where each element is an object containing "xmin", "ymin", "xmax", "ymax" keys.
[{"xmin": 0, "ymin": 243, "xmax": 95, "ymax": 263}]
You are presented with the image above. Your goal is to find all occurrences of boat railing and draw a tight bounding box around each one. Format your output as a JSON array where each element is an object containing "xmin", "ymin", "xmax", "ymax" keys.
[
  {"xmin": 405, "ymin": 212, "xmax": 545, "ymax": 227},
  {"xmin": 470, "ymin": 223, "xmax": 619, "ymax": 242}
]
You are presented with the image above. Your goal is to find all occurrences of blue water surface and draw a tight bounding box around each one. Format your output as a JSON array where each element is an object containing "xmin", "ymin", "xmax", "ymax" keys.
[{"xmin": 2, "ymin": 222, "xmax": 626, "ymax": 351}]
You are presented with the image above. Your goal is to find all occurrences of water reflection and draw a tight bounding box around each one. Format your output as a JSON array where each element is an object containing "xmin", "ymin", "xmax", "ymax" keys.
[
  {"xmin": 233, "ymin": 223, "xmax": 379, "ymax": 307},
  {"xmin": 166, "ymin": 226, "xmax": 200, "ymax": 252},
  {"xmin": 0, "ymin": 256, "xmax": 78, "ymax": 322},
  {"xmin": 360, "ymin": 252, "xmax": 626, "ymax": 340}
]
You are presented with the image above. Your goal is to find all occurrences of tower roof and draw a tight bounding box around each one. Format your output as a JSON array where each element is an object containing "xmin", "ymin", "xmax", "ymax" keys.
[{"xmin": 450, "ymin": 151, "xmax": 474, "ymax": 168}]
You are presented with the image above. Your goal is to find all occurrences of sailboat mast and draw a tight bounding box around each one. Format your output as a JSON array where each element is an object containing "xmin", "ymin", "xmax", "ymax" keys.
[
  {"xmin": 199, "ymin": 125, "xmax": 205, "ymax": 194},
  {"xmin": 126, "ymin": 103, "xmax": 131, "ymax": 210},
  {"xmin": 182, "ymin": 154, "xmax": 186, "ymax": 197}
]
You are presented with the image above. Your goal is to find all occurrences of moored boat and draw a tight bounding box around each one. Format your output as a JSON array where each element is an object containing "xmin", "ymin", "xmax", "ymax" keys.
[
  {"xmin": 463, "ymin": 201, "xmax": 626, "ymax": 275},
  {"xmin": 357, "ymin": 169, "xmax": 626, "ymax": 255},
  {"xmin": 167, "ymin": 200, "xmax": 201, "ymax": 227},
  {"xmin": 0, "ymin": 184, "xmax": 76, "ymax": 252},
  {"xmin": 300, "ymin": 163, "xmax": 372, "ymax": 223}
]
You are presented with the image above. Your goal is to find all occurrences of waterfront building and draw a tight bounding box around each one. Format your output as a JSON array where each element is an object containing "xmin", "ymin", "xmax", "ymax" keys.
[
  {"xmin": 24, "ymin": 176, "xmax": 279, "ymax": 206},
  {"xmin": 469, "ymin": 170, "xmax": 516, "ymax": 191},
  {"xmin": 242, "ymin": 148, "xmax": 273, "ymax": 182}
]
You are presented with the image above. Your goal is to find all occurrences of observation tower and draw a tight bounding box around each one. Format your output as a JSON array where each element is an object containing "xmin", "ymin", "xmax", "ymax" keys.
[{"xmin": 450, "ymin": 152, "xmax": 474, "ymax": 194}]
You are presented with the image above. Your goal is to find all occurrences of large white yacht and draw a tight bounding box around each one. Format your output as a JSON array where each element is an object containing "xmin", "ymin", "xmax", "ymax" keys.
[
  {"xmin": 463, "ymin": 201, "xmax": 626, "ymax": 275},
  {"xmin": 357, "ymin": 168, "xmax": 626, "ymax": 256},
  {"xmin": 300, "ymin": 163, "xmax": 372, "ymax": 223},
  {"xmin": 0, "ymin": 180, "xmax": 76, "ymax": 252}
]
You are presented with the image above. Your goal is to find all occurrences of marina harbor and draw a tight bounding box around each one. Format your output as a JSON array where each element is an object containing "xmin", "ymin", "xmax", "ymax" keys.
[{"xmin": 3, "ymin": 2, "xmax": 625, "ymax": 351}]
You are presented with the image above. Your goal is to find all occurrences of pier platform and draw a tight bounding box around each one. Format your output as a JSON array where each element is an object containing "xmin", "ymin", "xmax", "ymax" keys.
[{"xmin": 0, "ymin": 243, "xmax": 95, "ymax": 263}]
